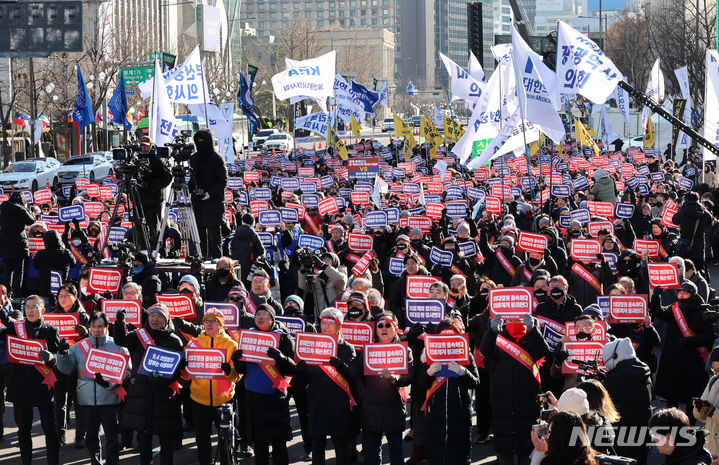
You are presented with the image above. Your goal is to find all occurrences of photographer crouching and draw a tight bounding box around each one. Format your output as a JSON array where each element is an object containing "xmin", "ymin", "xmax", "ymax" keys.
[
  {"xmin": 189, "ymin": 130, "xmax": 228, "ymax": 260},
  {"xmin": 137, "ymin": 136, "xmax": 173, "ymax": 246}
]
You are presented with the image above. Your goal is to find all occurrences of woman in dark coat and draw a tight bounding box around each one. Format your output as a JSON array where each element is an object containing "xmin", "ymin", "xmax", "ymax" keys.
[
  {"xmin": 419, "ymin": 315, "xmax": 480, "ymax": 465},
  {"xmin": 651, "ymin": 281, "xmax": 714, "ymax": 420},
  {"xmin": 295, "ymin": 307, "xmax": 360, "ymax": 465},
  {"xmin": 389, "ymin": 252, "xmax": 431, "ymax": 328},
  {"xmin": 0, "ymin": 191, "xmax": 35, "ymax": 297},
  {"xmin": 33, "ymin": 230, "xmax": 76, "ymax": 305},
  {"xmin": 114, "ymin": 303, "xmax": 184, "ymax": 465},
  {"xmin": 481, "ymin": 313, "xmax": 550, "ymax": 465},
  {"xmin": 359, "ymin": 312, "xmax": 414, "ymax": 465}
]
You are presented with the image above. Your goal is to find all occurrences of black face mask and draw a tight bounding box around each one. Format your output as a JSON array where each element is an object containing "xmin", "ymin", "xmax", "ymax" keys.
[
  {"xmin": 529, "ymin": 257, "xmax": 541, "ymax": 266},
  {"xmin": 534, "ymin": 289, "xmax": 547, "ymax": 301},
  {"xmin": 180, "ymin": 288, "xmax": 194, "ymax": 295},
  {"xmin": 618, "ymin": 260, "xmax": 634, "ymax": 274},
  {"xmin": 216, "ymin": 268, "xmax": 230, "ymax": 278},
  {"xmin": 550, "ymin": 288, "xmax": 565, "ymax": 300},
  {"xmin": 576, "ymin": 331, "xmax": 592, "ymax": 340},
  {"xmin": 397, "ymin": 243, "xmax": 408, "ymax": 251},
  {"xmin": 411, "ymin": 239, "xmax": 423, "ymax": 247},
  {"xmin": 479, "ymin": 289, "xmax": 489, "ymax": 299},
  {"xmin": 569, "ymin": 230, "xmax": 581, "ymax": 238},
  {"xmin": 195, "ymin": 139, "xmax": 212, "ymax": 153}
]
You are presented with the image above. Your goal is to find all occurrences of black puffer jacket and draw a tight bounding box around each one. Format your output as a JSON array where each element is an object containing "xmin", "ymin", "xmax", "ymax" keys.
[
  {"xmin": 0, "ymin": 199, "xmax": 35, "ymax": 260},
  {"xmin": 204, "ymin": 274, "xmax": 242, "ymax": 302},
  {"xmin": 33, "ymin": 230, "xmax": 76, "ymax": 299},
  {"xmin": 603, "ymin": 358, "xmax": 653, "ymax": 431},
  {"xmin": 132, "ymin": 262, "xmax": 162, "ymax": 310},
  {"xmin": 664, "ymin": 429, "xmax": 712, "ymax": 465},
  {"xmin": 138, "ymin": 148, "xmax": 172, "ymax": 204},
  {"xmin": 114, "ymin": 319, "xmax": 184, "ymax": 435},
  {"xmin": 481, "ymin": 326, "xmax": 550, "ymax": 454},
  {"xmin": 230, "ymin": 223, "xmax": 265, "ymax": 284},
  {"xmin": 189, "ymin": 130, "xmax": 228, "ymax": 227}
]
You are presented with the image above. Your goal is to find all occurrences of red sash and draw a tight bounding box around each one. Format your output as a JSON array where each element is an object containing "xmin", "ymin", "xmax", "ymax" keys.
[
  {"xmin": 658, "ymin": 243, "xmax": 669, "ymax": 258},
  {"xmin": 473, "ymin": 347, "xmax": 486, "ymax": 369},
  {"xmin": 259, "ymin": 364, "xmax": 292, "ymax": 393},
  {"xmin": 496, "ymin": 334, "xmax": 541, "ymax": 387},
  {"xmin": 69, "ymin": 243, "xmax": 88, "ymax": 265},
  {"xmin": 345, "ymin": 253, "xmax": 361, "ymax": 264},
  {"xmin": 76, "ymin": 337, "xmax": 127, "ymax": 400},
  {"xmin": 571, "ymin": 263, "xmax": 602, "ymax": 293},
  {"xmin": 319, "ymin": 365, "xmax": 357, "ymax": 409},
  {"xmin": 522, "ymin": 266, "xmax": 533, "ymax": 282},
  {"xmin": 243, "ymin": 291, "xmax": 257, "ymax": 314},
  {"xmin": 136, "ymin": 328, "xmax": 180, "ymax": 395},
  {"xmin": 420, "ymin": 376, "xmax": 447, "ymax": 412},
  {"xmin": 304, "ymin": 216, "xmax": 321, "ymax": 236},
  {"xmin": 450, "ymin": 263, "xmax": 467, "ymax": 278},
  {"xmin": 671, "ymin": 303, "xmax": 710, "ymax": 362},
  {"xmin": 496, "ymin": 250, "xmax": 516, "ymax": 276},
  {"xmin": 14, "ymin": 321, "xmax": 57, "ymax": 389},
  {"xmin": 327, "ymin": 240, "xmax": 336, "ymax": 254}
]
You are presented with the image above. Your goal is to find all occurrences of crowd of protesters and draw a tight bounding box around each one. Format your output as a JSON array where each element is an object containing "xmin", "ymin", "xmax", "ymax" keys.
[{"xmin": 2, "ymin": 133, "xmax": 719, "ymax": 465}]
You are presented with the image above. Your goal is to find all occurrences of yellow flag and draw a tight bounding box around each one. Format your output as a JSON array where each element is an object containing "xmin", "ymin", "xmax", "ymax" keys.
[
  {"xmin": 420, "ymin": 116, "xmax": 432, "ymax": 140},
  {"xmin": 351, "ymin": 114, "xmax": 362, "ymax": 139},
  {"xmin": 529, "ymin": 141, "xmax": 540, "ymax": 156},
  {"xmin": 644, "ymin": 118, "xmax": 656, "ymax": 148},
  {"xmin": 327, "ymin": 124, "xmax": 348, "ymax": 160},
  {"xmin": 575, "ymin": 118, "xmax": 600, "ymax": 155},
  {"xmin": 443, "ymin": 116, "xmax": 465, "ymax": 143},
  {"xmin": 393, "ymin": 113, "xmax": 416, "ymax": 149}
]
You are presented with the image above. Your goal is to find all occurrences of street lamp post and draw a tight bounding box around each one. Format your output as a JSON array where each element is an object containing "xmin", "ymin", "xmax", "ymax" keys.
[{"xmin": 28, "ymin": 58, "xmax": 36, "ymax": 159}]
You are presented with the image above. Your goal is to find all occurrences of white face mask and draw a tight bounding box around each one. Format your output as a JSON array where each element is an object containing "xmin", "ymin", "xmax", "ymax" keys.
[
  {"xmin": 72, "ymin": 239, "xmax": 82, "ymax": 246},
  {"xmin": 80, "ymin": 286, "xmax": 88, "ymax": 295}
]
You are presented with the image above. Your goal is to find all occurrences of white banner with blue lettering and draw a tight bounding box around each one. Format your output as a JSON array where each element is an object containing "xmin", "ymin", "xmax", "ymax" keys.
[{"xmin": 271, "ymin": 51, "xmax": 336, "ymax": 109}]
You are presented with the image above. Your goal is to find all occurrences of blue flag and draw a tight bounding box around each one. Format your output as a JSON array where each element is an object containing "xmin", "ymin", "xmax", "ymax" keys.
[
  {"xmin": 350, "ymin": 80, "xmax": 380, "ymax": 114},
  {"xmin": 378, "ymin": 81, "xmax": 389, "ymax": 106},
  {"xmin": 238, "ymin": 72, "xmax": 258, "ymax": 135},
  {"xmin": 406, "ymin": 80, "xmax": 416, "ymax": 97},
  {"xmin": 108, "ymin": 76, "xmax": 131, "ymax": 130},
  {"xmin": 72, "ymin": 65, "xmax": 94, "ymax": 130}
]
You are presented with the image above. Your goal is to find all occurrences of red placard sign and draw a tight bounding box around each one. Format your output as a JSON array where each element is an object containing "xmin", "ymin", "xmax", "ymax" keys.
[
  {"xmin": 350, "ymin": 191, "xmax": 370, "ymax": 205},
  {"xmin": 102, "ymin": 300, "xmax": 142, "ymax": 326},
  {"xmin": 485, "ymin": 196, "xmax": 501, "ymax": 214},
  {"xmin": 517, "ymin": 231, "xmax": 548, "ymax": 253},
  {"xmin": 7, "ymin": 335, "xmax": 46, "ymax": 365},
  {"xmin": 426, "ymin": 202, "xmax": 444, "ymax": 219},
  {"xmin": 84, "ymin": 201, "xmax": 104, "ymax": 219},
  {"xmin": 634, "ymin": 239, "xmax": 660, "ymax": 259},
  {"xmin": 286, "ymin": 202, "xmax": 306, "ymax": 221},
  {"xmin": 236, "ymin": 329, "xmax": 280, "ymax": 364},
  {"xmin": 348, "ymin": 233, "xmax": 374, "ymax": 252},
  {"xmin": 564, "ymin": 321, "xmax": 607, "ymax": 341},
  {"xmin": 488, "ymin": 287, "xmax": 533, "ymax": 318},
  {"xmin": 608, "ymin": 295, "xmax": 648, "ymax": 323},
  {"xmin": 647, "ymin": 262, "xmax": 680, "ymax": 288},
  {"xmin": 407, "ymin": 216, "xmax": 431, "ymax": 233},
  {"xmin": 33, "ymin": 189, "xmax": 52, "ymax": 204},
  {"xmin": 340, "ymin": 321, "xmax": 374, "ymax": 350},
  {"xmin": 88, "ymin": 267, "xmax": 124, "ymax": 293},
  {"xmin": 294, "ymin": 332, "xmax": 338, "ymax": 365},
  {"xmin": 250, "ymin": 200, "xmax": 269, "ymax": 215},
  {"xmin": 562, "ymin": 341, "xmax": 605, "ymax": 373},
  {"xmin": 588, "ymin": 201, "xmax": 614, "ymax": 217},
  {"xmin": 318, "ymin": 197, "xmax": 339, "ymax": 216},
  {"xmin": 244, "ymin": 171, "xmax": 260, "ymax": 183},
  {"xmin": 80, "ymin": 348, "xmax": 129, "ymax": 384},
  {"xmin": 424, "ymin": 333, "xmax": 470, "ymax": 365},
  {"xmin": 406, "ymin": 275, "xmax": 440, "ymax": 298},
  {"xmin": 363, "ymin": 342, "xmax": 409, "ymax": 375},
  {"xmin": 155, "ymin": 294, "xmax": 196, "ymax": 319},
  {"xmin": 184, "ymin": 348, "xmax": 227, "ymax": 379},
  {"xmin": 570, "ymin": 239, "xmax": 601, "ymax": 260},
  {"xmin": 43, "ymin": 313, "xmax": 80, "ymax": 339},
  {"xmin": 28, "ymin": 237, "xmax": 45, "ymax": 256},
  {"xmin": 587, "ymin": 220, "xmax": 614, "ymax": 238}
]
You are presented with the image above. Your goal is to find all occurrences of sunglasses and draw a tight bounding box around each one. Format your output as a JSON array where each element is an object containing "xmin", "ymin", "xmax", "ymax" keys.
[
  {"xmin": 376, "ymin": 322, "xmax": 394, "ymax": 329},
  {"xmin": 228, "ymin": 295, "xmax": 243, "ymax": 302}
]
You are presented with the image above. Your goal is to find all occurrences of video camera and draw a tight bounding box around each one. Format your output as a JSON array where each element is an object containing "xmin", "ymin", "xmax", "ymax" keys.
[
  {"xmin": 297, "ymin": 247, "xmax": 323, "ymax": 276},
  {"xmin": 165, "ymin": 131, "xmax": 195, "ymax": 162},
  {"xmin": 703, "ymin": 300, "xmax": 719, "ymax": 334},
  {"xmin": 112, "ymin": 143, "xmax": 150, "ymax": 177}
]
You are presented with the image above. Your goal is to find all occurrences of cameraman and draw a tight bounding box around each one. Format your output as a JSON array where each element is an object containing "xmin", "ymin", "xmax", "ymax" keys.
[
  {"xmin": 137, "ymin": 136, "xmax": 172, "ymax": 246},
  {"xmin": 189, "ymin": 130, "xmax": 228, "ymax": 260},
  {"xmin": 297, "ymin": 251, "xmax": 347, "ymax": 322}
]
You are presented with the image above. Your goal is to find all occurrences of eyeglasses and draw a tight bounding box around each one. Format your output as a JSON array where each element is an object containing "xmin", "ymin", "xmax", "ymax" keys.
[
  {"xmin": 228, "ymin": 296, "xmax": 243, "ymax": 302},
  {"xmin": 204, "ymin": 319, "xmax": 219, "ymax": 324},
  {"xmin": 376, "ymin": 323, "xmax": 394, "ymax": 329}
]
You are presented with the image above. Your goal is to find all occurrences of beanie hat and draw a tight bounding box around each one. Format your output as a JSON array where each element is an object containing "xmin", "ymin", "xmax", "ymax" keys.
[
  {"xmin": 202, "ymin": 307, "xmax": 225, "ymax": 326},
  {"xmin": 569, "ymin": 220, "xmax": 582, "ymax": 229},
  {"xmin": 539, "ymin": 217, "xmax": 551, "ymax": 227},
  {"xmin": 134, "ymin": 251, "xmax": 150, "ymax": 264},
  {"xmin": 179, "ymin": 275, "xmax": 200, "ymax": 296},
  {"xmin": 148, "ymin": 304, "xmax": 170, "ymax": 323},
  {"xmin": 284, "ymin": 295, "xmax": 304, "ymax": 313},
  {"xmin": 457, "ymin": 223, "xmax": 470, "ymax": 234},
  {"xmin": 582, "ymin": 303, "xmax": 604, "ymax": 320},
  {"xmin": 594, "ymin": 168, "xmax": 608, "ymax": 179},
  {"xmin": 500, "ymin": 235, "xmax": 515, "ymax": 247},
  {"xmin": 396, "ymin": 234, "xmax": 410, "ymax": 243},
  {"xmin": 557, "ymin": 388, "xmax": 590, "ymax": 416},
  {"xmin": 255, "ymin": 303, "xmax": 276, "ymax": 322},
  {"xmin": 347, "ymin": 292, "xmax": 369, "ymax": 319},
  {"xmin": 680, "ymin": 280, "xmax": 698, "ymax": 295},
  {"xmin": 410, "ymin": 228, "xmax": 423, "ymax": 238},
  {"xmin": 602, "ymin": 337, "xmax": 636, "ymax": 371},
  {"xmin": 228, "ymin": 286, "xmax": 245, "ymax": 298}
]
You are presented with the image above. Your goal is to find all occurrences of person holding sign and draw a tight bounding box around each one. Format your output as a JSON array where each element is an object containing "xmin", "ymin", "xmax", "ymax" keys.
[
  {"xmin": 478, "ymin": 230, "xmax": 522, "ymax": 287},
  {"xmin": 0, "ymin": 295, "xmax": 61, "ymax": 465},
  {"xmin": 481, "ymin": 311, "xmax": 549, "ymax": 465},
  {"xmin": 0, "ymin": 191, "xmax": 35, "ymax": 298},
  {"xmin": 294, "ymin": 307, "xmax": 360, "ymax": 465},
  {"xmin": 389, "ymin": 252, "xmax": 431, "ymax": 328},
  {"xmin": 419, "ymin": 315, "xmax": 479, "ymax": 465},
  {"xmin": 48, "ymin": 311, "xmax": 130, "ymax": 465},
  {"xmin": 231, "ymin": 304, "xmax": 295, "ymax": 465},
  {"xmin": 113, "ymin": 303, "xmax": 184, "ymax": 465},
  {"xmin": 33, "ymin": 230, "xmax": 76, "ymax": 308},
  {"xmin": 568, "ymin": 253, "xmax": 615, "ymax": 310},
  {"xmin": 646, "ymin": 218, "xmax": 678, "ymax": 260},
  {"xmin": 359, "ymin": 312, "xmax": 413, "ymax": 465},
  {"xmin": 650, "ymin": 281, "xmax": 714, "ymax": 422}
]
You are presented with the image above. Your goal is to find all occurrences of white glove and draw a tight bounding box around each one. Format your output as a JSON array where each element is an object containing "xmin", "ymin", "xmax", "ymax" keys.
[
  {"xmin": 427, "ymin": 362, "xmax": 443, "ymax": 376},
  {"xmin": 202, "ymin": 192, "xmax": 211, "ymax": 201},
  {"xmin": 448, "ymin": 361, "xmax": 467, "ymax": 376}
]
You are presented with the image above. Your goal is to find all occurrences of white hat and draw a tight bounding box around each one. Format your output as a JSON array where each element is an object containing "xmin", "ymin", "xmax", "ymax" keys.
[{"xmin": 557, "ymin": 388, "xmax": 589, "ymax": 416}]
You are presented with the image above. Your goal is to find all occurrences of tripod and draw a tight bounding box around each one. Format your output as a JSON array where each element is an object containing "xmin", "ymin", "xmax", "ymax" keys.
[
  {"xmin": 100, "ymin": 168, "xmax": 152, "ymax": 256},
  {"xmin": 153, "ymin": 163, "xmax": 202, "ymax": 261}
]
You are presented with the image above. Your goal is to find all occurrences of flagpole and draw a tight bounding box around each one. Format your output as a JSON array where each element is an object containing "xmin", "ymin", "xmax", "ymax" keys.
[{"xmin": 198, "ymin": 49, "xmax": 209, "ymax": 130}]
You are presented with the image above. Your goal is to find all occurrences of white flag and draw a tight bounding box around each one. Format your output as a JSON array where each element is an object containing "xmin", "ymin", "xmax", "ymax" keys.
[
  {"xmin": 491, "ymin": 44, "xmax": 520, "ymax": 119},
  {"xmin": 33, "ymin": 119, "xmax": 43, "ymax": 144},
  {"xmin": 378, "ymin": 81, "xmax": 389, "ymax": 106},
  {"xmin": 139, "ymin": 46, "xmax": 210, "ymax": 105},
  {"xmin": 511, "ymin": 25, "xmax": 565, "ymax": 143},
  {"xmin": 333, "ymin": 73, "xmax": 365, "ymax": 124},
  {"xmin": 186, "ymin": 101, "xmax": 233, "ymax": 160},
  {"xmin": 641, "ymin": 59, "xmax": 665, "ymax": 132},
  {"xmin": 466, "ymin": 110, "xmax": 540, "ymax": 169},
  {"xmin": 703, "ymin": 50, "xmax": 719, "ymax": 161},
  {"xmin": 433, "ymin": 104, "xmax": 443, "ymax": 127},
  {"xmin": 612, "ymin": 86, "xmax": 631, "ymax": 128},
  {"xmin": 468, "ymin": 51, "xmax": 486, "ymax": 82},
  {"xmin": 555, "ymin": 21, "xmax": 622, "ymax": 104},
  {"xmin": 148, "ymin": 60, "xmax": 178, "ymax": 148},
  {"xmin": 674, "ymin": 66, "xmax": 692, "ymax": 149},
  {"xmin": 296, "ymin": 111, "xmax": 330, "ymax": 138},
  {"xmin": 272, "ymin": 51, "xmax": 336, "ymax": 108},
  {"xmin": 455, "ymin": 69, "xmax": 502, "ymax": 162},
  {"xmin": 601, "ymin": 106, "xmax": 619, "ymax": 149},
  {"xmin": 439, "ymin": 53, "xmax": 484, "ymax": 104}
]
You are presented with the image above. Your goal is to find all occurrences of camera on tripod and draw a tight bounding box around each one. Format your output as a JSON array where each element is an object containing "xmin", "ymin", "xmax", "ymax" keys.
[
  {"xmin": 165, "ymin": 131, "xmax": 195, "ymax": 162},
  {"xmin": 297, "ymin": 247, "xmax": 323, "ymax": 276},
  {"xmin": 112, "ymin": 143, "xmax": 150, "ymax": 178}
]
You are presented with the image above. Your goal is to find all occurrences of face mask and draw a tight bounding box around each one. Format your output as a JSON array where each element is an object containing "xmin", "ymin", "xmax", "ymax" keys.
[
  {"xmin": 449, "ymin": 289, "xmax": 459, "ymax": 298},
  {"xmin": 529, "ymin": 257, "xmax": 541, "ymax": 266},
  {"xmin": 550, "ymin": 288, "xmax": 565, "ymax": 300},
  {"xmin": 576, "ymin": 331, "xmax": 592, "ymax": 340},
  {"xmin": 411, "ymin": 239, "xmax": 423, "ymax": 247},
  {"xmin": 72, "ymin": 239, "xmax": 82, "ymax": 247},
  {"xmin": 500, "ymin": 244, "xmax": 512, "ymax": 253},
  {"xmin": 216, "ymin": 268, "xmax": 230, "ymax": 278},
  {"xmin": 88, "ymin": 230, "xmax": 100, "ymax": 237},
  {"xmin": 80, "ymin": 286, "xmax": 88, "ymax": 295},
  {"xmin": 195, "ymin": 139, "xmax": 212, "ymax": 153},
  {"xmin": 397, "ymin": 243, "xmax": 408, "ymax": 251},
  {"xmin": 569, "ymin": 230, "xmax": 580, "ymax": 237},
  {"xmin": 32, "ymin": 232, "xmax": 43, "ymax": 238},
  {"xmin": 180, "ymin": 288, "xmax": 194, "ymax": 295},
  {"xmin": 479, "ymin": 289, "xmax": 489, "ymax": 298},
  {"xmin": 534, "ymin": 289, "xmax": 547, "ymax": 301},
  {"xmin": 505, "ymin": 322, "xmax": 527, "ymax": 340},
  {"xmin": 132, "ymin": 264, "xmax": 144, "ymax": 274}
]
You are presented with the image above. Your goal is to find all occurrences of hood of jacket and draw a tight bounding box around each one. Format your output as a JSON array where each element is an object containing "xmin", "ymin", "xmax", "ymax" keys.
[{"xmin": 43, "ymin": 230, "xmax": 64, "ymax": 250}]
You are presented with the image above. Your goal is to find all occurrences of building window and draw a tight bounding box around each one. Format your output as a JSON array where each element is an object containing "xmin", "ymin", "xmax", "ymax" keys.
[
  {"xmin": 318, "ymin": 20, "xmax": 324, "ymax": 27},
  {"xmin": 257, "ymin": 3, "xmax": 264, "ymax": 10},
  {"xmin": 305, "ymin": 11, "xmax": 312, "ymax": 18},
  {"xmin": 269, "ymin": 12, "xmax": 276, "ymax": 18},
  {"xmin": 269, "ymin": 3, "xmax": 276, "ymax": 9},
  {"xmin": 258, "ymin": 21, "xmax": 265, "ymax": 28},
  {"xmin": 350, "ymin": 10, "xmax": 355, "ymax": 16},
  {"xmin": 361, "ymin": 19, "xmax": 366, "ymax": 25},
  {"xmin": 383, "ymin": 17, "xmax": 389, "ymax": 24},
  {"xmin": 329, "ymin": 2, "xmax": 335, "ymax": 6},
  {"xmin": 502, "ymin": 7, "xmax": 510, "ymax": 13},
  {"xmin": 349, "ymin": 18, "xmax": 355, "ymax": 25},
  {"xmin": 339, "ymin": 10, "xmax": 345, "ymax": 16},
  {"xmin": 305, "ymin": 2, "xmax": 313, "ymax": 8},
  {"xmin": 371, "ymin": 18, "xmax": 377, "ymax": 25},
  {"xmin": 317, "ymin": 11, "xmax": 323, "ymax": 17},
  {"xmin": 361, "ymin": 9, "xmax": 366, "ymax": 16}
]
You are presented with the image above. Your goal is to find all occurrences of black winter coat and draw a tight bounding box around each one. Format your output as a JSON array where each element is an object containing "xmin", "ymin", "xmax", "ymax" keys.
[
  {"xmin": 138, "ymin": 150, "xmax": 172, "ymax": 204},
  {"xmin": 652, "ymin": 294, "xmax": 714, "ymax": 402},
  {"xmin": 114, "ymin": 320, "xmax": 184, "ymax": 435},
  {"xmin": 0, "ymin": 316, "xmax": 60, "ymax": 407},
  {"xmin": 33, "ymin": 230, "xmax": 76, "ymax": 298},
  {"xmin": 189, "ymin": 132, "xmax": 228, "ymax": 227},
  {"xmin": 390, "ymin": 266, "xmax": 431, "ymax": 328},
  {"xmin": 204, "ymin": 274, "xmax": 242, "ymax": 302},
  {"xmin": 664, "ymin": 429, "xmax": 712, "ymax": 465},
  {"xmin": 481, "ymin": 327, "xmax": 550, "ymax": 454},
  {"xmin": 230, "ymin": 224, "xmax": 265, "ymax": 283},
  {"xmin": 478, "ymin": 239, "xmax": 522, "ymax": 287},
  {"xmin": 568, "ymin": 259, "xmax": 615, "ymax": 309},
  {"xmin": 0, "ymin": 200, "xmax": 35, "ymax": 259},
  {"xmin": 132, "ymin": 263, "xmax": 162, "ymax": 309},
  {"xmin": 602, "ymin": 358, "xmax": 653, "ymax": 430},
  {"xmin": 296, "ymin": 338, "xmax": 360, "ymax": 437}
]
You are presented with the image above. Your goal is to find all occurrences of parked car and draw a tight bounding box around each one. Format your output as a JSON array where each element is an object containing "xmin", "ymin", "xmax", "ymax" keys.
[
  {"xmin": 0, "ymin": 157, "xmax": 62, "ymax": 191},
  {"xmin": 410, "ymin": 115, "xmax": 422, "ymax": 127},
  {"xmin": 56, "ymin": 153, "xmax": 115, "ymax": 185},
  {"xmin": 381, "ymin": 117, "xmax": 395, "ymax": 132},
  {"xmin": 253, "ymin": 128, "xmax": 280, "ymax": 148},
  {"xmin": 263, "ymin": 133, "xmax": 294, "ymax": 152}
]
